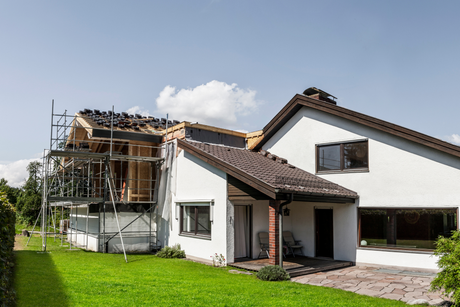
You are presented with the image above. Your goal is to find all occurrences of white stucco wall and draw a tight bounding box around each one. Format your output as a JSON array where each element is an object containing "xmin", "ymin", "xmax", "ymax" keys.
[
  {"xmin": 357, "ymin": 249, "xmax": 439, "ymax": 271},
  {"xmin": 168, "ymin": 150, "xmax": 229, "ymax": 262},
  {"xmin": 261, "ymin": 106, "xmax": 460, "ymax": 268},
  {"xmin": 262, "ymin": 107, "xmax": 460, "ymax": 207}
]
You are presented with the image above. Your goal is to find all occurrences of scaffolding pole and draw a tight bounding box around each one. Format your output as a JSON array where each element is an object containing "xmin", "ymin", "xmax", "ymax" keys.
[
  {"xmin": 107, "ymin": 171, "xmax": 128, "ymax": 263},
  {"xmin": 26, "ymin": 207, "xmax": 42, "ymax": 247}
]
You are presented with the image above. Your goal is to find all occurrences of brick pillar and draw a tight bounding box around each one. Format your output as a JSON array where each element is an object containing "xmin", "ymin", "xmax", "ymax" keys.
[{"xmin": 269, "ymin": 199, "xmax": 280, "ymax": 265}]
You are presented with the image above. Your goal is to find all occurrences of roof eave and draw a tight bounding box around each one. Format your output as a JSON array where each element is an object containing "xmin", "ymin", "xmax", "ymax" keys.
[
  {"xmin": 254, "ymin": 94, "xmax": 460, "ymax": 158},
  {"xmin": 275, "ymin": 188, "xmax": 358, "ymax": 201}
]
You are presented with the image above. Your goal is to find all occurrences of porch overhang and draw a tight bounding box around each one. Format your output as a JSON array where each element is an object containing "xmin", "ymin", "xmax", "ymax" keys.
[{"xmin": 275, "ymin": 190, "xmax": 357, "ymax": 204}]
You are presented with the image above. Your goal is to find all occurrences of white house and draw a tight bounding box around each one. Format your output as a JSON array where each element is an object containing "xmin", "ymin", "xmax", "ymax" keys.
[
  {"xmin": 57, "ymin": 87, "xmax": 459, "ymax": 272},
  {"xmin": 166, "ymin": 87, "xmax": 459, "ymax": 271}
]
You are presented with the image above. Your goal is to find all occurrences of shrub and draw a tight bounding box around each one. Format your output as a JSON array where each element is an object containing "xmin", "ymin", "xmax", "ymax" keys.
[
  {"xmin": 256, "ymin": 265, "xmax": 290, "ymax": 281},
  {"xmin": 156, "ymin": 244, "xmax": 186, "ymax": 259},
  {"xmin": 430, "ymin": 230, "xmax": 460, "ymax": 305},
  {"xmin": 0, "ymin": 192, "xmax": 16, "ymax": 306}
]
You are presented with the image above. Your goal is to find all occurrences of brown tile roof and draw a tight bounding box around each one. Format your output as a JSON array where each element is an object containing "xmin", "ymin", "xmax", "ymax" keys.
[
  {"xmin": 253, "ymin": 94, "xmax": 460, "ymax": 158},
  {"xmin": 178, "ymin": 139, "xmax": 358, "ymax": 200}
]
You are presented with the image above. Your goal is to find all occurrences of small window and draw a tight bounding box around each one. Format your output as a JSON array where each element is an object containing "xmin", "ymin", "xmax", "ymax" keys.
[
  {"xmin": 180, "ymin": 205, "xmax": 211, "ymax": 237},
  {"xmin": 317, "ymin": 141, "xmax": 368, "ymax": 172}
]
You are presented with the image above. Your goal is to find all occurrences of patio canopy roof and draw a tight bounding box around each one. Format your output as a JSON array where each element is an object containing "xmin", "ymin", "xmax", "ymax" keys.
[{"xmin": 178, "ymin": 139, "xmax": 358, "ymax": 203}]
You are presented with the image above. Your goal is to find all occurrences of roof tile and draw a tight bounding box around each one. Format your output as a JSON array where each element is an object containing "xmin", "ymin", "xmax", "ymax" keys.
[{"xmin": 181, "ymin": 140, "xmax": 358, "ymax": 199}]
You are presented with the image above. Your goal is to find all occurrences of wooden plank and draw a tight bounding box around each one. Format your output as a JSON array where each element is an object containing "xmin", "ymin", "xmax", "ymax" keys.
[
  {"xmin": 170, "ymin": 121, "xmax": 247, "ymax": 138},
  {"xmin": 246, "ymin": 130, "xmax": 264, "ymax": 150},
  {"xmin": 228, "ymin": 175, "xmax": 272, "ymax": 200},
  {"xmin": 246, "ymin": 130, "xmax": 263, "ymax": 138}
]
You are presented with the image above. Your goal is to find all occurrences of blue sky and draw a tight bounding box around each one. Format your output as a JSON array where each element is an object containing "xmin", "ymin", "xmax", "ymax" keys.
[{"xmin": 1, "ymin": 0, "xmax": 460, "ymax": 186}]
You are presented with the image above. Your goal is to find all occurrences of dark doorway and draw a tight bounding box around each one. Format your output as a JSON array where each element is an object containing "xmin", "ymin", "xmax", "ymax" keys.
[{"xmin": 315, "ymin": 209, "xmax": 333, "ymax": 258}]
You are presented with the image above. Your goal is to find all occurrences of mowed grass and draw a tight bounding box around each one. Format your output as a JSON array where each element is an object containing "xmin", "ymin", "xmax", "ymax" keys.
[{"xmin": 15, "ymin": 236, "xmax": 410, "ymax": 307}]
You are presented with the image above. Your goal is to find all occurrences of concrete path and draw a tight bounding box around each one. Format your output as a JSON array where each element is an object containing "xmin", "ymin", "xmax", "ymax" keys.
[{"xmin": 291, "ymin": 265, "xmax": 447, "ymax": 305}]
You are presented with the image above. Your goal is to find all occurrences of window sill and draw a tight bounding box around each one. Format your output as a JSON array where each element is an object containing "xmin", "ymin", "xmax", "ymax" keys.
[
  {"xmin": 357, "ymin": 246, "xmax": 434, "ymax": 254},
  {"xmin": 317, "ymin": 168, "xmax": 369, "ymax": 175},
  {"xmin": 179, "ymin": 233, "xmax": 211, "ymax": 240}
]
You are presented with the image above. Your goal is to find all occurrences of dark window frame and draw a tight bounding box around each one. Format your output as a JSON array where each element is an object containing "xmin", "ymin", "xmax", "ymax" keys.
[
  {"xmin": 357, "ymin": 207, "xmax": 458, "ymax": 252},
  {"xmin": 179, "ymin": 205, "xmax": 211, "ymax": 238},
  {"xmin": 316, "ymin": 140, "xmax": 369, "ymax": 173}
]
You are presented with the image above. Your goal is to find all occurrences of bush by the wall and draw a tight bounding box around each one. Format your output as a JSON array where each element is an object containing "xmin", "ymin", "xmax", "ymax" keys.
[
  {"xmin": 156, "ymin": 244, "xmax": 186, "ymax": 259},
  {"xmin": 256, "ymin": 265, "xmax": 290, "ymax": 281},
  {"xmin": 0, "ymin": 192, "xmax": 16, "ymax": 306},
  {"xmin": 430, "ymin": 230, "xmax": 460, "ymax": 306}
]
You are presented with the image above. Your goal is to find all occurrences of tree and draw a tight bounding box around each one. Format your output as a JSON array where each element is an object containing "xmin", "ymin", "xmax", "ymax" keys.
[
  {"xmin": 15, "ymin": 161, "xmax": 43, "ymax": 225},
  {"xmin": 430, "ymin": 230, "xmax": 460, "ymax": 305},
  {"xmin": 0, "ymin": 178, "xmax": 19, "ymax": 205}
]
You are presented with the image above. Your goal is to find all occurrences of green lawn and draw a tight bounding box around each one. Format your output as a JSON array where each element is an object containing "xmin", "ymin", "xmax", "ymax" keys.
[{"xmin": 14, "ymin": 236, "xmax": 410, "ymax": 307}]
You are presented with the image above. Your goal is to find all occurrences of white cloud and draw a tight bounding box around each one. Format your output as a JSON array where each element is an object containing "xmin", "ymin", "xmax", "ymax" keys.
[
  {"xmin": 0, "ymin": 158, "xmax": 40, "ymax": 188},
  {"xmin": 125, "ymin": 106, "xmax": 151, "ymax": 117},
  {"xmin": 443, "ymin": 134, "xmax": 460, "ymax": 145},
  {"xmin": 155, "ymin": 80, "xmax": 260, "ymax": 128}
]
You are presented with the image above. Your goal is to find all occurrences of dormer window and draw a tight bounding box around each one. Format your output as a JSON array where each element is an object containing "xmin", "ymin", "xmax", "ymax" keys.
[{"xmin": 316, "ymin": 140, "xmax": 369, "ymax": 173}]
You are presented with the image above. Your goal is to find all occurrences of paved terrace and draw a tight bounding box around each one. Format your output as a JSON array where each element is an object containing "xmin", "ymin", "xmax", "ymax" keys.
[{"xmin": 291, "ymin": 265, "xmax": 446, "ymax": 305}]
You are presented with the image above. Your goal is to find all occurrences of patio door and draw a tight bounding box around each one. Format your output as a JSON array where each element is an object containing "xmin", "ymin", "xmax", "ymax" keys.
[
  {"xmin": 234, "ymin": 205, "xmax": 251, "ymax": 259},
  {"xmin": 315, "ymin": 208, "xmax": 333, "ymax": 258}
]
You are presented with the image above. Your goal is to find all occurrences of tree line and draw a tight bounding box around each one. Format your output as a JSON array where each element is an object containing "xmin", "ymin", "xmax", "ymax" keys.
[{"xmin": 1, "ymin": 161, "xmax": 43, "ymax": 225}]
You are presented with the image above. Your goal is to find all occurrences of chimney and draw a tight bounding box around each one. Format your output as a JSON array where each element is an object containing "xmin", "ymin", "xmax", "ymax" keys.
[{"xmin": 303, "ymin": 87, "xmax": 337, "ymax": 105}]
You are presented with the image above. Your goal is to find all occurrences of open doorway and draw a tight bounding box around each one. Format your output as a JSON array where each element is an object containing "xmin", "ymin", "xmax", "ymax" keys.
[
  {"xmin": 315, "ymin": 208, "xmax": 334, "ymax": 258},
  {"xmin": 234, "ymin": 205, "xmax": 251, "ymax": 259}
]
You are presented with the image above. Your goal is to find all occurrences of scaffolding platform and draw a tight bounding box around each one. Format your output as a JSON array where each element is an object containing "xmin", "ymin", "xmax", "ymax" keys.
[{"xmin": 31, "ymin": 102, "xmax": 172, "ymax": 262}]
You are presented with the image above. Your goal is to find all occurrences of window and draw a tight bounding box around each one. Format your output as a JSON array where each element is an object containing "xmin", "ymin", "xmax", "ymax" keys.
[
  {"xmin": 359, "ymin": 208, "xmax": 457, "ymax": 250},
  {"xmin": 317, "ymin": 141, "xmax": 368, "ymax": 172},
  {"xmin": 180, "ymin": 204, "xmax": 211, "ymax": 237}
]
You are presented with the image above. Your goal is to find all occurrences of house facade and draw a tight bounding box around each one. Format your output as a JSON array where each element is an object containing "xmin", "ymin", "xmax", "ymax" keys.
[
  {"xmin": 166, "ymin": 88, "xmax": 459, "ymax": 271},
  {"xmin": 57, "ymin": 88, "xmax": 459, "ymax": 271}
]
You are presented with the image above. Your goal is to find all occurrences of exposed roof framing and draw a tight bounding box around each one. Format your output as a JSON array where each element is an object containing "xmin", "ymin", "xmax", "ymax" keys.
[
  {"xmin": 48, "ymin": 150, "xmax": 162, "ymax": 162},
  {"xmin": 71, "ymin": 114, "xmax": 163, "ymax": 143},
  {"xmin": 253, "ymin": 94, "xmax": 460, "ymax": 158}
]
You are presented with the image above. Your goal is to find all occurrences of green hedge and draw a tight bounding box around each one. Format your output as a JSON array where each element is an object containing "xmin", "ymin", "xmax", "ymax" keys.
[{"xmin": 0, "ymin": 192, "xmax": 16, "ymax": 306}]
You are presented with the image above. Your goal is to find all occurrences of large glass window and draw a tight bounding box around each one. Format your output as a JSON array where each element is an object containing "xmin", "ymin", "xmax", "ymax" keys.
[
  {"xmin": 359, "ymin": 208, "xmax": 457, "ymax": 250},
  {"xmin": 180, "ymin": 205, "xmax": 211, "ymax": 237},
  {"xmin": 317, "ymin": 141, "xmax": 368, "ymax": 172}
]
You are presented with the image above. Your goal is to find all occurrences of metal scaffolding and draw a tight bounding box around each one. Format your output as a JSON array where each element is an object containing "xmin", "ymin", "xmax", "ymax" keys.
[{"xmin": 32, "ymin": 101, "xmax": 166, "ymax": 262}]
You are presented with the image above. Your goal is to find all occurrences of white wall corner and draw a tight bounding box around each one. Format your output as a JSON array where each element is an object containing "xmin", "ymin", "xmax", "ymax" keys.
[{"xmin": 226, "ymin": 199, "xmax": 235, "ymax": 264}]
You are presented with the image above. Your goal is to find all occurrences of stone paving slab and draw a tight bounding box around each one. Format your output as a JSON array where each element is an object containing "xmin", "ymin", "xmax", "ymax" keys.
[{"xmin": 291, "ymin": 265, "xmax": 448, "ymax": 305}]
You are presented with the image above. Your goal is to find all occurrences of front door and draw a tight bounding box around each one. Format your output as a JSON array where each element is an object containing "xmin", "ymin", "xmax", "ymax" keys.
[
  {"xmin": 234, "ymin": 205, "xmax": 251, "ymax": 259},
  {"xmin": 315, "ymin": 208, "xmax": 333, "ymax": 258}
]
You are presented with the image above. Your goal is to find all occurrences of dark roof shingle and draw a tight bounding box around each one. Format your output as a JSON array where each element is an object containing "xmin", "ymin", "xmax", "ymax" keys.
[{"xmin": 179, "ymin": 139, "xmax": 358, "ymax": 199}]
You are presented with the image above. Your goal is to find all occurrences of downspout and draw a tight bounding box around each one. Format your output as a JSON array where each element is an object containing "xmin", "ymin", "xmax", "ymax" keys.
[{"xmin": 278, "ymin": 193, "xmax": 293, "ymax": 268}]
